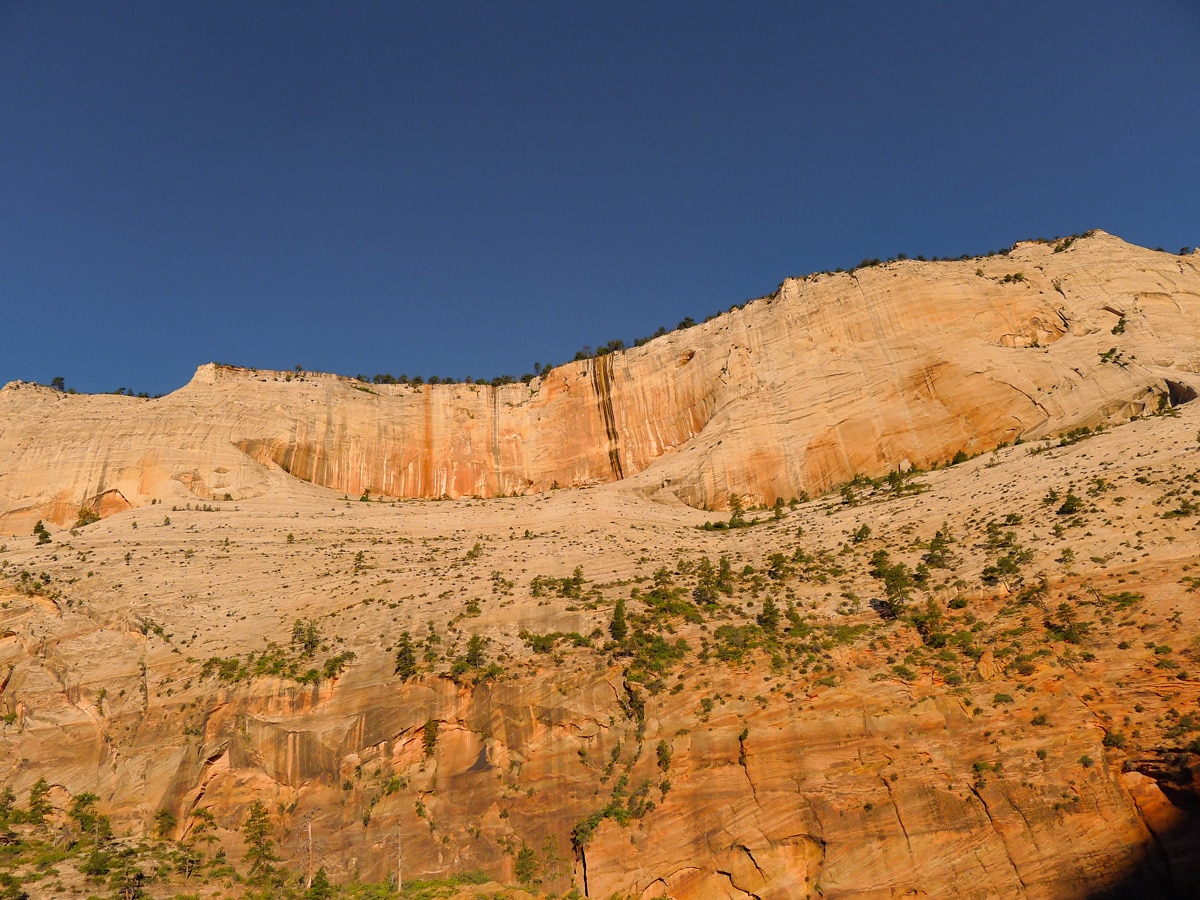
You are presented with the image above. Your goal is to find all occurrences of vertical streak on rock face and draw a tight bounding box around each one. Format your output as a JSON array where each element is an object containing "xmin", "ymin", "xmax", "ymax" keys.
[
  {"xmin": 591, "ymin": 355, "xmax": 624, "ymax": 480},
  {"xmin": 422, "ymin": 389, "xmax": 433, "ymax": 498},
  {"xmin": 491, "ymin": 387, "xmax": 501, "ymax": 496}
]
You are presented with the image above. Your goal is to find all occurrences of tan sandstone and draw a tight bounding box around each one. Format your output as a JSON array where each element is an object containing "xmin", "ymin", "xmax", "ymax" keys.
[{"xmin": 0, "ymin": 233, "xmax": 1198, "ymax": 898}]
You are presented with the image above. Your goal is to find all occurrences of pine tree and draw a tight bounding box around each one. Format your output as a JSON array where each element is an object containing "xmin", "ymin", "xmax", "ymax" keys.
[
  {"xmin": 757, "ymin": 597, "xmax": 780, "ymax": 633},
  {"xmin": 26, "ymin": 778, "xmax": 51, "ymax": 825},
  {"xmin": 108, "ymin": 849, "xmax": 146, "ymax": 899},
  {"xmin": 728, "ymin": 494, "xmax": 746, "ymax": 527},
  {"xmin": 306, "ymin": 867, "xmax": 334, "ymax": 899},
  {"xmin": 693, "ymin": 557, "xmax": 717, "ymax": 606},
  {"xmin": 514, "ymin": 843, "xmax": 539, "ymax": 885},
  {"xmin": 153, "ymin": 808, "xmax": 176, "ymax": 841},
  {"xmin": 422, "ymin": 719, "xmax": 439, "ymax": 757},
  {"xmin": 241, "ymin": 800, "xmax": 276, "ymax": 878},
  {"xmin": 394, "ymin": 631, "xmax": 417, "ymax": 680},
  {"xmin": 609, "ymin": 597, "xmax": 627, "ymax": 642},
  {"xmin": 465, "ymin": 634, "xmax": 487, "ymax": 668},
  {"xmin": 69, "ymin": 792, "xmax": 100, "ymax": 835},
  {"xmin": 717, "ymin": 556, "xmax": 735, "ymax": 594},
  {"xmin": 0, "ymin": 787, "xmax": 15, "ymax": 826}
]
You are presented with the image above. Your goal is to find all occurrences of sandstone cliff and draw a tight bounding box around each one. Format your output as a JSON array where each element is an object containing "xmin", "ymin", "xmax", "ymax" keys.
[
  {"xmin": 2, "ymin": 401, "xmax": 1199, "ymax": 898},
  {"xmin": 2, "ymin": 231, "xmax": 1197, "ymax": 534},
  {"xmin": 1, "ymin": 232, "xmax": 1199, "ymax": 899}
]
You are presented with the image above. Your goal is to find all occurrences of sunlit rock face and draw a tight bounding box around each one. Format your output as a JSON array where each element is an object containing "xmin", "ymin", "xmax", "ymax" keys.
[
  {"xmin": 3, "ymin": 231, "xmax": 1198, "ymax": 533},
  {"xmin": 1, "ymin": 233, "xmax": 1199, "ymax": 899}
]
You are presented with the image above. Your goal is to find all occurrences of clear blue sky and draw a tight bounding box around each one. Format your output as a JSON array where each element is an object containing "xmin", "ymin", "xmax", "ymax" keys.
[{"xmin": 2, "ymin": 2, "xmax": 1198, "ymax": 395}]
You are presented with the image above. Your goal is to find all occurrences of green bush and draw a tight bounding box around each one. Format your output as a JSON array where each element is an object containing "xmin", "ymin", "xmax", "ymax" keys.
[
  {"xmin": 656, "ymin": 741, "xmax": 672, "ymax": 772},
  {"xmin": 1102, "ymin": 731, "xmax": 1126, "ymax": 749},
  {"xmin": 422, "ymin": 720, "xmax": 439, "ymax": 757},
  {"xmin": 1056, "ymin": 493, "xmax": 1084, "ymax": 515},
  {"xmin": 514, "ymin": 843, "xmax": 539, "ymax": 886}
]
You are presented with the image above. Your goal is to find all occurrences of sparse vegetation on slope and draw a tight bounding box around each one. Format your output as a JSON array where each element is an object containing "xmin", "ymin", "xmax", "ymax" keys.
[{"xmin": 1, "ymin": 231, "xmax": 1199, "ymax": 898}]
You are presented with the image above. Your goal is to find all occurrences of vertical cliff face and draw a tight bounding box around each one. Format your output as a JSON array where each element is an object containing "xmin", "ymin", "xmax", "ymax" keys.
[
  {"xmin": 228, "ymin": 231, "xmax": 1200, "ymax": 513},
  {"xmin": 2, "ymin": 232, "xmax": 1200, "ymax": 898},
  {"xmin": 2, "ymin": 231, "xmax": 1198, "ymax": 532}
]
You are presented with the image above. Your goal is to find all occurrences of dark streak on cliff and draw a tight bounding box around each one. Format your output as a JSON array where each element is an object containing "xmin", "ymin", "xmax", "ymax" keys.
[{"xmin": 591, "ymin": 355, "xmax": 624, "ymax": 480}]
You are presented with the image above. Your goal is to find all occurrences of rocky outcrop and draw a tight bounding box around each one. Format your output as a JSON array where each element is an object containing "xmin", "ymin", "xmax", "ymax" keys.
[{"xmin": 2, "ymin": 232, "xmax": 1198, "ymax": 532}]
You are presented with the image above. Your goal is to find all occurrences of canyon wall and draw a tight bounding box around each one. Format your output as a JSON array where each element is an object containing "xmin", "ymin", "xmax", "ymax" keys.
[
  {"xmin": 2, "ymin": 232, "xmax": 1200, "ymax": 897},
  {"xmin": 3, "ymin": 404, "xmax": 1200, "ymax": 898},
  {"xmin": 2, "ymin": 231, "xmax": 1199, "ymax": 533}
]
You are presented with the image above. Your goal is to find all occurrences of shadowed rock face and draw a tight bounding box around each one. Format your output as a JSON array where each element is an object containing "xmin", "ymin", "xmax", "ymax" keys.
[
  {"xmin": 2, "ymin": 231, "xmax": 1198, "ymax": 533},
  {"xmin": 1, "ymin": 233, "xmax": 1200, "ymax": 899}
]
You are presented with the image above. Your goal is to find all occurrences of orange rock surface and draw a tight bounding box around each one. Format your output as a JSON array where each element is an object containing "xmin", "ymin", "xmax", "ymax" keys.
[
  {"xmin": 2, "ymin": 231, "xmax": 1197, "ymax": 534},
  {"xmin": 0, "ymin": 232, "xmax": 1198, "ymax": 898}
]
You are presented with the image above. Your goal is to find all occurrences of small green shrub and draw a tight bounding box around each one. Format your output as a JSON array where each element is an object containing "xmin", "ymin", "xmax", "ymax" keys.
[
  {"xmin": 1057, "ymin": 493, "xmax": 1084, "ymax": 515},
  {"xmin": 1102, "ymin": 731, "xmax": 1126, "ymax": 749}
]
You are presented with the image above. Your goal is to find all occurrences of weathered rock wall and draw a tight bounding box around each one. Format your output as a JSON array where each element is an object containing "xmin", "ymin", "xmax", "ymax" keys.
[
  {"xmin": 2, "ymin": 232, "xmax": 1198, "ymax": 532},
  {"xmin": 3, "ymin": 390, "xmax": 1200, "ymax": 898},
  {"xmin": 3, "ymin": 592, "xmax": 1196, "ymax": 900}
]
